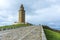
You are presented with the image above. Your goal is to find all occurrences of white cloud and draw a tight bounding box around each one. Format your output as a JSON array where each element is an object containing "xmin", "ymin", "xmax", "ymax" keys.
[
  {"xmin": 26, "ymin": 4, "xmax": 60, "ymax": 25},
  {"xmin": 0, "ymin": 0, "xmax": 11, "ymax": 9},
  {"xmin": 46, "ymin": 0, "xmax": 57, "ymax": 2},
  {"xmin": 0, "ymin": 0, "xmax": 20, "ymax": 26},
  {"xmin": 35, "ymin": 5, "xmax": 60, "ymax": 20}
]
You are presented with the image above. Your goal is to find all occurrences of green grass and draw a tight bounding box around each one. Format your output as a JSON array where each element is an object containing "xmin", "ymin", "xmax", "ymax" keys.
[
  {"xmin": 0, "ymin": 24, "xmax": 32, "ymax": 30},
  {"xmin": 44, "ymin": 29, "xmax": 60, "ymax": 40}
]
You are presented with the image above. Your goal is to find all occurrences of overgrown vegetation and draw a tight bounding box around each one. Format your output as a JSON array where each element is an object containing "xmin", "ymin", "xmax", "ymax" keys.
[
  {"xmin": 42, "ymin": 25, "xmax": 60, "ymax": 40},
  {"xmin": 0, "ymin": 24, "xmax": 33, "ymax": 31}
]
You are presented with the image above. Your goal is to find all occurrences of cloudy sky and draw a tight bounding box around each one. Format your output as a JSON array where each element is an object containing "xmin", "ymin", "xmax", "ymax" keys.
[{"xmin": 0, "ymin": 0, "xmax": 60, "ymax": 29}]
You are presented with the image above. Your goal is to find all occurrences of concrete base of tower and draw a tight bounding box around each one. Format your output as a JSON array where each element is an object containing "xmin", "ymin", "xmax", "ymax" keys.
[
  {"xmin": 13, "ymin": 22, "xmax": 26, "ymax": 25},
  {"xmin": 18, "ymin": 22, "xmax": 25, "ymax": 24},
  {"xmin": 13, "ymin": 22, "xmax": 33, "ymax": 26}
]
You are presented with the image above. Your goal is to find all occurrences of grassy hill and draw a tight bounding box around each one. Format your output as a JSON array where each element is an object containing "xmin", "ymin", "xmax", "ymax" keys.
[
  {"xmin": 0, "ymin": 24, "xmax": 33, "ymax": 31},
  {"xmin": 43, "ymin": 25, "xmax": 60, "ymax": 40}
]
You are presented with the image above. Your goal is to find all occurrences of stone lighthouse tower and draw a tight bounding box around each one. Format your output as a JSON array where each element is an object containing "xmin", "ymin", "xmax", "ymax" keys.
[{"xmin": 19, "ymin": 4, "xmax": 25, "ymax": 24}]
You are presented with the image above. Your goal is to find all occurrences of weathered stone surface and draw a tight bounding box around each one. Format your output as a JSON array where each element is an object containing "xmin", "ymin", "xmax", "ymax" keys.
[{"xmin": 0, "ymin": 26, "xmax": 47, "ymax": 40}]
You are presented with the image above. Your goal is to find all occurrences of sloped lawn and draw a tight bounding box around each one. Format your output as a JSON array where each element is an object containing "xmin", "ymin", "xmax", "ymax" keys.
[
  {"xmin": 0, "ymin": 24, "xmax": 32, "ymax": 30},
  {"xmin": 44, "ymin": 29, "xmax": 60, "ymax": 40}
]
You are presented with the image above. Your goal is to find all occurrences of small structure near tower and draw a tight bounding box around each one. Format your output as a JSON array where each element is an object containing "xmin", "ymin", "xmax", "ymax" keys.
[{"xmin": 18, "ymin": 4, "xmax": 25, "ymax": 24}]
